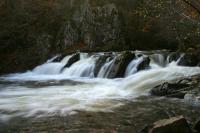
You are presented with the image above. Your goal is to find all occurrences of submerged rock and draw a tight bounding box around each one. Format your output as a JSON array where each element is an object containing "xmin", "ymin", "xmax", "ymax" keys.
[{"xmin": 149, "ymin": 116, "xmax": 191, "ymax": 133}]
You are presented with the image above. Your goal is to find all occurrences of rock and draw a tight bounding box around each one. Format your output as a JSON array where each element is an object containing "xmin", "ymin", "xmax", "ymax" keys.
[
  {"xmin": 149, "ymin": 116, "xmax": 191, "ymax": 133},
  {"xmin": 93, "ymin": 55, "xmax": 111, "ymax": 77},
  {"xmin": 167, "ymin": 52, "xmax": 181, "ymax": 63},
  {"xmin": 150, "ymin": 82, "xmax": 189, "ymax": 99},
  {"xmin": 57, "ymin": 1, "xmax": 124, "ymax": 49},
  {"xmin": 178, "ymin": 53, "xmax": 199, "ymax": 67},
  {"xmin": 64, "ymin": 53, "xmax": 80, "ymax": 68},
  {"xmin": 137, "ymin": 56, "xmax": 150, "ymax": 71},
  {"xmin": 194, "ymin": 119, "xmax": 200, "ymax": 132},
  {"xmin": 52, "ymin": 54, "xmax": 66, "ymax": 62},
  {"xmin": 106, "ymin": 51, "xmax": 135, "ymax": 78}
]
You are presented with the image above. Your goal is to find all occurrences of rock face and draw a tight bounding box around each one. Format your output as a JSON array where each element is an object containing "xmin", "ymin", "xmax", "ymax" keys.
[
  {"xmin": 106, "ymin": 52, "xmax": 135, "ymax": 78},
  {"xmin": 57, "ymin": 1, "xmax": 124, "ymax": 49},
  {"xmin": 149, "ymin": 116, "xmax": 191, "ymax": 133}
]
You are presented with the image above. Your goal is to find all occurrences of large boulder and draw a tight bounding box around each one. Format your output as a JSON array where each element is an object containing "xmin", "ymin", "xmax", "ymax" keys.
[
  {"xmin": 106, "ymin": 51, "xmax": 135, "ymax": 78},
  {"xmin": 149, "ymin": 116, "xmax": 191, "ymax": 133},
  {"xmin": 150, "ymin": 82, "xmax": 189, "ymax": 99},
  {"xmin": 137, "ymin": 56, "xmax": 150, "ymax": 71},
  {"xmin": 150, "ymin": 74, "xmax": 200, "ymax": 102},
  {"xmin": 178, "ymin": 52, "xmax": 200, "ymax": 67}
]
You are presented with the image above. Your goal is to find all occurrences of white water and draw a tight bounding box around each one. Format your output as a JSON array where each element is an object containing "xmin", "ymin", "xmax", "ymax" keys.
[
  {"xmin": 62, "ymin": 55, "xmax": 98, "ymax": 78},
  {"xmin": 97, "ymin": 57, "xmax": 116, "ymax": 78},
  {"xmin": 151, "ymin": 53, "xmax": 166, "ymax": 66},
  {"xmin": 125, "ymin": 57, "xmax": 144, "ymax": 76},
  {"xmin": 33, "ymin": 55, "xmax": 72, "ymax": 75},
  {"xmin": 0, "ymin": 52, "xmax": 200, "ymax": 122}
]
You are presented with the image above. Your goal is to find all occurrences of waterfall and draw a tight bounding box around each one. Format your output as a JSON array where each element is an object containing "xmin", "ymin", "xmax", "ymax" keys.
[
  {"xmin": 33, "ymin": 55, "xmax": 73, "ymax": 75},
  {"xmin": 150, "ymin": 53, "xmax": 166, "ymax": 66},
  {"xmin": 125, "ymin": 57, "xmax": 144, "ymax": 77},
  {"xmin": 46, "ymin": 55, "xmax": 60, "ymax": 63},
  {"xmin": 14, "ymin": 51, "xmax": 199, "ymax": 78},
  {"xmin": 176, "ymin": 53, "xmax": 185, "ymax": 64},
  {"xmin": 62, "ymin": 56, "xmax": 97, "ymax": 77},
  {"xmin": 0, "ymin": 51, "xmax": 200, "ymax": 121},
  {"xmin": 97, "ymin": 57, "xmax": 116, "ymax": 78}
]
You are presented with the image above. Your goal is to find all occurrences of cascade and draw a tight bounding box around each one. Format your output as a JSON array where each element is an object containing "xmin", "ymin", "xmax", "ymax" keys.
[
  {"xmin": 0, "ymin": 51, "xmax": 200, "ymax": 121},
  {"xmin": 125, "ymin": 57, "xmax": 144, "ymax": 77},
  {"xmin": 62, "ymin": 55, "xmax": 97, "ymax": 77},
  {"xmin": 97, "ymin": 57, "xmax": 116, "ymax": 78},
  {"xmin": 33, "ymin": 55, "xmax": 73, "ymax": 75}
]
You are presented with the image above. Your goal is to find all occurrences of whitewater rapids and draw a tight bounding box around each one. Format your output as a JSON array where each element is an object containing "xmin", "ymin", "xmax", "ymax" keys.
[{"xmin": 0, "ymin": 52, "xmax": 200, "ymax": 122}]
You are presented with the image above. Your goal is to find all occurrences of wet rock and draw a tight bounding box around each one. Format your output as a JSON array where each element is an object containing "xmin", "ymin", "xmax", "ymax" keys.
[
  {"xmin": 149, "ymin": 116, "xmax": 191, "ymax": 133},
  {"xmin": 167, "ymin": 52, "xmax": 181, "ymax": 63},
  {"xmin": 107, "ymin": 51, "xmax": 135, "ymax": 78},
  {"xmin": 194, "ymin": 119, "xmax": 200, "ymax": 132},
  {"xmin": 93, "ymin": 55, "xmax": 111, "ymax": 77},
  {"xmin": 150, "ymin": 82, "xmax": 189, "ymax": 99},
  {"xmin": 64, "ymin": 53, "xmax": 80, "ymax": 68},
  {"xmin": 137, "ymin": 56, "xmax": 150, "ymax": 71},
  {"xmin": 178, "ymin": 53, "xmax": 200, "ymax": 67},
  {"xmin": 51, "ymin": 54, "xmax": 65, "ymax": 62}
]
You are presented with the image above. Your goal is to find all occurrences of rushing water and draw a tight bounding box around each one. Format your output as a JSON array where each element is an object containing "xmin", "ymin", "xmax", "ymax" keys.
[{"xmin": 0, "ymin": 51, "xmax": 200, "ymax": 122}]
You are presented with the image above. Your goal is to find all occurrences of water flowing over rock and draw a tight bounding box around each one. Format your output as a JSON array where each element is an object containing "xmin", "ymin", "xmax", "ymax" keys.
[
  {"xmin": 136, "ymin": 56, "xmax": 150, "ymax": 72},
  {"xmin": 149, "ymin": 116, "xmax": 191, "ymax": 133},
  {"xmin": 1, "ymin": 51, "xmax": 200, "ymax": 130},
  {"xmin": 63, "ymin": 53, "xmax": 80, "ymax": 68},
  {"xmin": 151, "ymin": 53, "xmax": 167, "ymax": 67},
  {"xmin": 103, "ymin": 52, "xmax": 135, "ymax": 78},
  {"xmin": 93, "ymin": 54, "xmax": 112, "ymax": 77},
  {"xmin": 166, "ymin": 52, "xmax": 182, "ymax": 64},
  {"xmin": 17, "ymin": 51, "xmax": 200, "ymax": 79}
]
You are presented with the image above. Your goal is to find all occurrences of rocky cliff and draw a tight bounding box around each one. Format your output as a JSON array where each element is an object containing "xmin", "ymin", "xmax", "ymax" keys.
[{"xmin": 0, "ymin": 0, "xmax": 200, "ymax": 74}]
